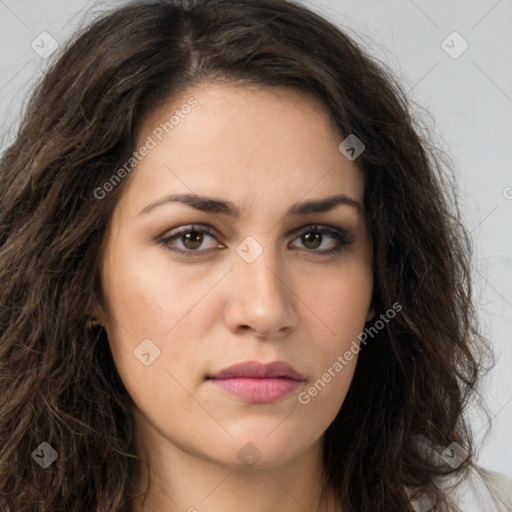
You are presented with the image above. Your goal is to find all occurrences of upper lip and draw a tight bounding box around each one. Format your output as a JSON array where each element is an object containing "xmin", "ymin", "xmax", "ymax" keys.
[{"xmin": 208, "ymin": 360, "xmax": 305, "ymax": 380}]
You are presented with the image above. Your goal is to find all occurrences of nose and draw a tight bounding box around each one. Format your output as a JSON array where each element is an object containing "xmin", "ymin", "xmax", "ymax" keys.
[{"xmin": 222, "ymin": 242, "xmax": 298, "ymax": 339}]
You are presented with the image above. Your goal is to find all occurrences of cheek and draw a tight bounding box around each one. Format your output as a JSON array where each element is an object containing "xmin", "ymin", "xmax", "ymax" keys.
[
  {"xmin": 305, "ymin": 257, "xmax": 373, "ymax": 332},
  {"xmin": 99, "ymin": 245, "xmax": 221, "ymax": 386},
  {"xmin": 298, "ymin": 260, "xmax": 371, "ymax": 408},
  {"xmin": 99, "ymin": 253, "xmax": 210, "ymax": 419},
  {"xmin": 101, "ymin": 241, "xmax": 210, "ymax": 333},
  {"xmin": 299, "ymin": 361, "xmax": 357, "ymax": 420},
  {"xmin": 298, "ymin": 305, "xmax": 363, "ymax": 421}
]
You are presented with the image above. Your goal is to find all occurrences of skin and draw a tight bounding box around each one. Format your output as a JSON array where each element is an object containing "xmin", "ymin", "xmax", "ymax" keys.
[{"xmin": 91, "ymin": 82, "xmax": 374, "ymax": 512}]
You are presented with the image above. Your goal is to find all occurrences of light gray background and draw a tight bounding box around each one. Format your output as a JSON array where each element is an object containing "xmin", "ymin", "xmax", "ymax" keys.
[{"xmin": 1, "ymin": 0, "xmax": 511, "ymax": 477}]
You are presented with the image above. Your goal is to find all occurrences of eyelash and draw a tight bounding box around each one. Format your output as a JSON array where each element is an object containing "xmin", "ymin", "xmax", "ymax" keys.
[{"xmin": 158, "ymin": 224, "xmax": 354, "ymax": 258}]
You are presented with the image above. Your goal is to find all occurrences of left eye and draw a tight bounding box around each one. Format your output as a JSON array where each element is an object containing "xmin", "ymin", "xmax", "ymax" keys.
[
  {"xmin": 290, "ymin": 226, "xmax": 350, "ymax": 253},
  {"xmin": 159, "ymin": 224, "xmax": 354, "ymax": 256}
]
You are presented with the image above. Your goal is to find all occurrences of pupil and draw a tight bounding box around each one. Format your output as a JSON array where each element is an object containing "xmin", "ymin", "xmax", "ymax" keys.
[
  {"xmin": 303, "ymin": 232, "xmax": 321, "ymax": 249},
  {"xmin": 184, "ymin": 231, "xmax": 202, "ymax": 249}
]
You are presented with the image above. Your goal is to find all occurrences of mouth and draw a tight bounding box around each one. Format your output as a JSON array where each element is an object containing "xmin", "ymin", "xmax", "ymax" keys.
[{"xmin": 206, "ymin": 360, "xmax": 305, "ymax": 404}]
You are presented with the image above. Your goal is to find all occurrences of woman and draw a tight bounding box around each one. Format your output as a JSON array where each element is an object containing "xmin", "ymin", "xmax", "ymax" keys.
[{"xmin": 0, "ymin": 0, "xmax": 510, "ymax": 510}]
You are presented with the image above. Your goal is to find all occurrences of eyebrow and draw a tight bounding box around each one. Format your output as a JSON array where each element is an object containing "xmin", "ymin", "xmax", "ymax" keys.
[{"xmin": 138, "ymin": 193, "xmax": 363, "ymax": 217}]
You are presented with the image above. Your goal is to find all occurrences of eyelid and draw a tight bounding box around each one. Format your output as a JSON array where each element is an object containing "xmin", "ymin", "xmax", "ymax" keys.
[{"xmin": 159, "ymin": 224, "xmax": 218, "ymax": 241}]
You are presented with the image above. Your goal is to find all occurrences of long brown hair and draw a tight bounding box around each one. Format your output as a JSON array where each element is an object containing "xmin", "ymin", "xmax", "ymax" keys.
[{"xmin": 0, "ymin": 1, "xmax": 493, "ymax": 510}]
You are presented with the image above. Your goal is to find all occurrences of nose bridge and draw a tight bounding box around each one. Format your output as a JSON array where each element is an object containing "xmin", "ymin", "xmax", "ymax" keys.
[
  {"xmin": 226, "ymin": 234, "xmax": 296, "ymax": 335},
  {"xmin": 235, "ymin": 236, "xmax": 285, "ymax": 301}
]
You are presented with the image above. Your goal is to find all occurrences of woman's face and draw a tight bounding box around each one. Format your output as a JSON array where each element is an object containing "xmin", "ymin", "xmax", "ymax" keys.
[{"xmin": 97, "ymin": 83, "xmax": 374, "ymax": 469}]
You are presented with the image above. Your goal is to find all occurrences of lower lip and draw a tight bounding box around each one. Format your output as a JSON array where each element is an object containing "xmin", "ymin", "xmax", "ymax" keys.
[{"xmin": 208, "ymin": 377, "xmax": 302, "ymax": 403}]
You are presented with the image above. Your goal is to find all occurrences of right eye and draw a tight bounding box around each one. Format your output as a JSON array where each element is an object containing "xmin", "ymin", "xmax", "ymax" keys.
[{"xmin": 159, "ymin": 224, "xmax": 224, "ymax": 256}]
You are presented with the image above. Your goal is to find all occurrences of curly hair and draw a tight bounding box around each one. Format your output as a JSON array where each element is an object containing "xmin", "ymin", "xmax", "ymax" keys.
[{"xmin": 0, "ymin": 0, "xmax": 493, "ymax": 510}]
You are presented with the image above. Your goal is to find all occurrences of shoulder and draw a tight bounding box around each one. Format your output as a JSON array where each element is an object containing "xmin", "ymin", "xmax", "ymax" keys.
[{"xmin": 411, "ymin": 465, "xmax": 512, "ymax": 512}]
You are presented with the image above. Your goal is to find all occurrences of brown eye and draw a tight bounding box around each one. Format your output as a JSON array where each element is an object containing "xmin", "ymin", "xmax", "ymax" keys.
[
  {"xmin": 302, "ymin": 232, "xmax": 322, "ymax": 250},
  {"xmin": 160, "ymin": 225, "xmax": 221, "ymax": 255},
  {"xmin": 181, "ymin": 231, "xmax": 204, "ymax": 250},
  {"xmin": 290, "ymin": 225, "xmax": 354, "ymax": 255}
]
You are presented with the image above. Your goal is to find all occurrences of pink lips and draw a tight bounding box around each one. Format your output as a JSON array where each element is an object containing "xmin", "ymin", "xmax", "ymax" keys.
[{"xmin": 207, "ymin": 361, "xmax": 305, "ymax": 404}]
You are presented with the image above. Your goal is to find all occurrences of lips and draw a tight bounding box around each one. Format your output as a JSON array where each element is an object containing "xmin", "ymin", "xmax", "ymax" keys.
[
  {"xmin": 207, "ymin": 360, "xmax": 305, "ymax": 381},
  {"xmin": 207, "ymin": 361, "xmax": 305, "ymax": 404}
]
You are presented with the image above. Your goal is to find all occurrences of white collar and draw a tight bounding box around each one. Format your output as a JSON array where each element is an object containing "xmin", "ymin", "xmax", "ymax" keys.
[{"xmin": 411, "ymin": 466, "xmax": 499, "ymax": 511}]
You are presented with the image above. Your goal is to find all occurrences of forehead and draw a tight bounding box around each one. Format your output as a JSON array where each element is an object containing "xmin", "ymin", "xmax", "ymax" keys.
[{"xmin": 120, "ymin": 82, "xmax": 364, "ymax": 217}]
